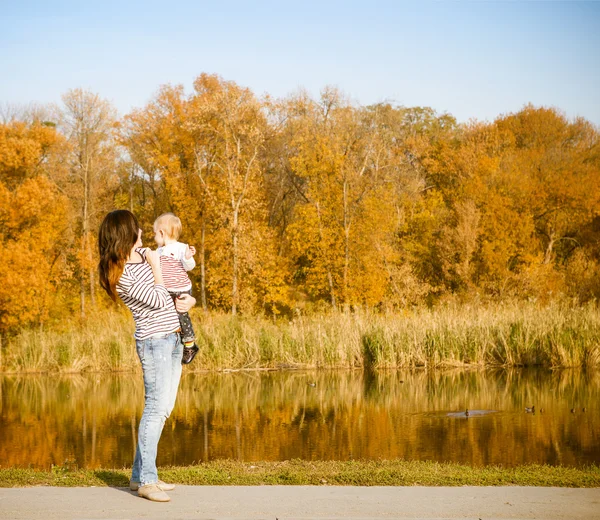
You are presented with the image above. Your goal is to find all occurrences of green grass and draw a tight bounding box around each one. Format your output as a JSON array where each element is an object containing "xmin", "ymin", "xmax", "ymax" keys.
[
  {"xmin": 2, "ymin": 301, "xmax": 600, "ymax": 372},
  {"xmin": 1, "ymin": 460, "xmax": 599, "ymax": 488}
]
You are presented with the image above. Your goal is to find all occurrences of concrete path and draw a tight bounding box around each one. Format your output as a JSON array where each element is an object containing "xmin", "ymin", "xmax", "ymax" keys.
[{"xmin": 0, "ymin": 486, "xmax": 599, "ymax": 519}]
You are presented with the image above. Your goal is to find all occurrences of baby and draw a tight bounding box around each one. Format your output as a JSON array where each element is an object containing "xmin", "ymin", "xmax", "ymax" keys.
[{"xmin": 153, "ymin": 212, "xmax": 199, "ymax": 365}]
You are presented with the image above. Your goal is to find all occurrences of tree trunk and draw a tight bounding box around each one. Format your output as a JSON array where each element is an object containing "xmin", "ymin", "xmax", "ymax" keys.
[
  {"xmin": 80, "ymin": 255, "xmax": 86, "ymax": 319},
  {"xmin": 231, "ymin": 209, "xmax": 239, "ymax": 315},
  {"xmin": 327, "ymin": 270, "xmax": 336, "ymax": 309},
  {"xmin": 342, "ymin": 178, "xmax": 350, "ymax": 306},
  {"xmin": 81, "ymin": 156, "xmax": 89, "ymax": 319},
  {"xmin": 316, "ymin": 202, "xmax": 336, "ymax": 309},
  {"xmin": 89, "ymin": 238, "xmax": 95, "ymax": 307},
  {"xmin": 89, "ymin": 268, "xmax": 96, "ymax": 307},
  {"xmin": 543, "ymin": 232, "xmax": 555, "ymax": 265},
  {"xmin": 129, "ymin": 166, "xmax": 134, "ymax": 212},
  {"xmin": 200, "ymin": 215, "xmax": 207, "ymax": 311}
]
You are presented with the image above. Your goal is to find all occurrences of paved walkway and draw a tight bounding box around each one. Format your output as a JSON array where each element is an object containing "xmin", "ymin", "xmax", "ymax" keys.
[{"xmin": 1, "ymin": 485, "xmax": 599, "ymax": 519}]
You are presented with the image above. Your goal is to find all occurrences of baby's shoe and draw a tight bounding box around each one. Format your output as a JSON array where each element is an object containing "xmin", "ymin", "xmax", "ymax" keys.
[{"xmin": 182, "ymin": 343, "xmax": 199, "ymax": 365}]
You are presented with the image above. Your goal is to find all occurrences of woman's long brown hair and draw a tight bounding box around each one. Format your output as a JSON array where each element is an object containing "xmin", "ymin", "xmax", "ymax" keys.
[{"xmin": 98, "ymin": 210, "xmax": 140, "ymax": 301}]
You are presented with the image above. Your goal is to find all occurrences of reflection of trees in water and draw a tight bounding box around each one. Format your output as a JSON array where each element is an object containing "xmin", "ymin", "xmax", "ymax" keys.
[{"xmin": 0, "ymin": 369, "xmax": 598, "ymax": 469}]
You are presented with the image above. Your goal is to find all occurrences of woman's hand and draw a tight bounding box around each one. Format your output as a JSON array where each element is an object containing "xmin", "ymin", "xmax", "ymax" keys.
[
  {"xmin": 145, "ymin": 249, "xmax": 160, "ymax": 269},
  {"xmin": 176, "ymin": 294, "xmax": 196, "ymax": 313}
]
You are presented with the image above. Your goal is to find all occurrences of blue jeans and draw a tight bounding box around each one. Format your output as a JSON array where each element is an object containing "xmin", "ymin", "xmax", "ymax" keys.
[{"xmin": 131, "ymin": 332, "xmax": 183, "ymax": 486}]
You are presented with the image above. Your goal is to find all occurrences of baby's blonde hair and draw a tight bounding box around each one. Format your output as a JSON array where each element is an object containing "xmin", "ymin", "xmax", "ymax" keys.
[{"xmin": 154, "ymin": 212, "xmax": 182, "ymax": 240}]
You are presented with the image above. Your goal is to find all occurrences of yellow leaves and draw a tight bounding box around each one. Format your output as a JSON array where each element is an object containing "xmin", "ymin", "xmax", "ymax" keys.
[
  {"xmin": 0, "ymin": 119, "xmax": 74, "ymax": 332},
  {"xmin": 122, "ymin": 74, "xmax": 279, "ymax": 313},
  {"xmin": 0, "ymin": 126, "xmax": 39, "ymax": 172},
  {"xmin": 0, "ymin": 121, "xmax": 65, "ymax": 189},
  {"xmin": 0, "ymin": 181, "xmax": 10, "ymax": 225},
  {"xmin": 413, "ymin": 104, "xmax": 600, "ymax": 299},
  {"xmin": 0, "ymin": 177, "xmax": 69, "ymax": 330},
  {"xmin": 0, "ymin": 244, "xmax": 51, "ymax": 330},
  {"xmin": 284, "ymin": 94, "xmax": 413, "ymax": 307},
  {"xmin": 2, "ymin": 87, "xmax": 600, "ymax": 326}
]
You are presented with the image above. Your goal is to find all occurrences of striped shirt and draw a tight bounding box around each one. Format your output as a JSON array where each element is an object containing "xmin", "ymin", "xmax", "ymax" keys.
[
  {"xmin": 158, "ymin": 242, "xmax": 195, "ymax": 291},
  {"xmin": 117, "ymin": 248, "xmax": 180, "ymax": 340}
]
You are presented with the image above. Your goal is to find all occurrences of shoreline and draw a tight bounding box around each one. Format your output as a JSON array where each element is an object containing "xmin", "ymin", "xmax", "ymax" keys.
[
  {"xmin": 0, "ymin": 364, "xmax": 593, "ymax": 376},
  {"xmin": 2, "ymin": 460, "xmax": 599, "ymax": 488}
]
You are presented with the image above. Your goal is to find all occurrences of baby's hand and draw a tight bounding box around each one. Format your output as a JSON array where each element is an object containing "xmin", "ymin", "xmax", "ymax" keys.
[{"xmin": 185, "ymin": 245, "xmax": 196, "ymax": 259}]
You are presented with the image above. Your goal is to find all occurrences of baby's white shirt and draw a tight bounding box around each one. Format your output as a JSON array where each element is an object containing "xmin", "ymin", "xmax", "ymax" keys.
[{"xmin": 157, "ymin": 242, "xmax": 196, "ymax": 271}]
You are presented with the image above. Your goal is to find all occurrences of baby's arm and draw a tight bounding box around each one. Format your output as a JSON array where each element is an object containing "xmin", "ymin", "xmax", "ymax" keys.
[{"xmin": 181, "ymin": 244, "xmax": 196, "ymax": 271}]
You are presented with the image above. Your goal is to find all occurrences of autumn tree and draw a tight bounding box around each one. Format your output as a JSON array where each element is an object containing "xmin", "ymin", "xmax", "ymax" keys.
[
  {"xmin": 496, "ymin": 106, "xmax": 600, "ymax": 266},
  {"xmin": 279, "ymin": 90, "xmax": 410, "ymax": 308},
  {"xmin": 0, "ymin": 121, "xmax": 71, "ymax": 331},
  {"xmin": 122, "ymin": 75, "xmax": 287, "ymax": 314},
  {"xmin": 57, "ymin": 89, "xmax": 118, "ymax": 316},
  {"xmin": 4, "ymin": 78, "xmax": 600, "ymax": 330},
  {"xmin": 187, "ymin": 74, "xmax": 289, "ymax": 314}
]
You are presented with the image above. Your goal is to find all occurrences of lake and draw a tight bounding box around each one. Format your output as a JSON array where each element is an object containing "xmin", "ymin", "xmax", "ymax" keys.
[{"xmin": 0, "ymin": 369, "xmax": 598, "ymax": 469}]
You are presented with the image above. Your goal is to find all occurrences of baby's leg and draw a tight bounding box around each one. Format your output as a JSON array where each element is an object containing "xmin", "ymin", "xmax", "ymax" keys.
[
  {"xmin": 179, "ymin": 312, "xmax": 195, "ymax": 344},
  {"xmin": 174, "ymin": 290, "xmax": 195, "ymax": 344},
  {"xmin": 170, "ymin": 290, "xmax": 199, "ymax": 365}
]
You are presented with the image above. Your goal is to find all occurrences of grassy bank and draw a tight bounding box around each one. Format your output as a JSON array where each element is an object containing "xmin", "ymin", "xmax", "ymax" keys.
[
  {"xmin": 1, "ymin": 460, "xmax": 599, "ymax": 488},
  {"xmin": 2, "ymin": 301, "xmax": 600, "ymax": 372}
]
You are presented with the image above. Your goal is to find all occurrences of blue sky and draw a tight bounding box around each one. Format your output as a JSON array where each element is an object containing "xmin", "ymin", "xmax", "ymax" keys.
[{"xmin": 1, "ymin": 1, "xmax": 599, "ymax": 124}]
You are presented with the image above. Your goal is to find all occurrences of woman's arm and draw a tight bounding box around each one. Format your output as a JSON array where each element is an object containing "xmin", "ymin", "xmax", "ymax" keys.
[
  {"xmin": 127, "ymin": 283, "xmax": 171, "ymax": 310},
  {"xmin": 123, "ymin": 249, "xmax": 171, "ymax": 310},
  {"xmin": 145, "ymin": 249, "xmax": 164, "ymax": 286}
]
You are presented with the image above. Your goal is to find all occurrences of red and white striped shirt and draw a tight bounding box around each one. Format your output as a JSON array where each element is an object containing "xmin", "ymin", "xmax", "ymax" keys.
[{"xmin": 157, "ymin": 242, "xmax": 195, "ymax": 291}]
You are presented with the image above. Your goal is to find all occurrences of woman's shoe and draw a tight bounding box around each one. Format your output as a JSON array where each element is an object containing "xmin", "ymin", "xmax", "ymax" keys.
[
  {"xmin": 137, "ymin": 483, "xmax": 170, "ymax": 502},
  {"xmin": 130, "ymin": 479, "xmax": 175, "ymax": 492},
  {"xmin": 182, "ymin": 344, "xmax": 199, "ymax": 365}
]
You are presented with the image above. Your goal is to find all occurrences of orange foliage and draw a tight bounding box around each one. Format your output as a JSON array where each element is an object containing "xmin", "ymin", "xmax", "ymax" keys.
[
  {"xmin": 1, "ymin": 82, "xmax": 600, "ymax": 334},
  {"xmin": 0, "ymin": 122, "xmax": 71, "ymax": 330}
]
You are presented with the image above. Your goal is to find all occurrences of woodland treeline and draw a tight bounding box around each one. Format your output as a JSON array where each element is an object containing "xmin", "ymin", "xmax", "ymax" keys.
[{"xmin": 1, "ymin": 73, "xmax": 599, "ymax": 332}]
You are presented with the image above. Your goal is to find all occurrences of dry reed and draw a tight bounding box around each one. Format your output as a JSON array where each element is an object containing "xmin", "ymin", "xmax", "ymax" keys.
[{"xmin": 1, "ymin": 301, "xmax": 599, "ymax": 372}]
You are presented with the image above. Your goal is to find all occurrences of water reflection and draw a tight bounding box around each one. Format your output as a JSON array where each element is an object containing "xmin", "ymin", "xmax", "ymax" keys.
[{"xmin": 0, "ymin": 369, "xmax": 598, "ymax": 469}]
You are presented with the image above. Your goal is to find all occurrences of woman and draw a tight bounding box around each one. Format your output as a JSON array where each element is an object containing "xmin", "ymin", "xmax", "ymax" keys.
[{"xmin": 98, "ymin": 209, "xmax": 195, "ymax": 502}]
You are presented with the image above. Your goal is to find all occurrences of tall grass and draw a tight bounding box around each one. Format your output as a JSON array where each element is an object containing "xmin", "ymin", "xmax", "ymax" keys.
[
  {"xmin": 2, "ymin": 309, "xmax": 138, "ymax": 373},
  {"xmin": 1, "ymin": 301, "xmax": 599, "ymax": 372}
]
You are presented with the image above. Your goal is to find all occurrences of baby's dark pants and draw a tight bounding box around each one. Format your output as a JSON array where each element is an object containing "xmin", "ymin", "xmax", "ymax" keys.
[{"xmin": 169, "ymin": 289, "xmax": 196, "ymax": 344}]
